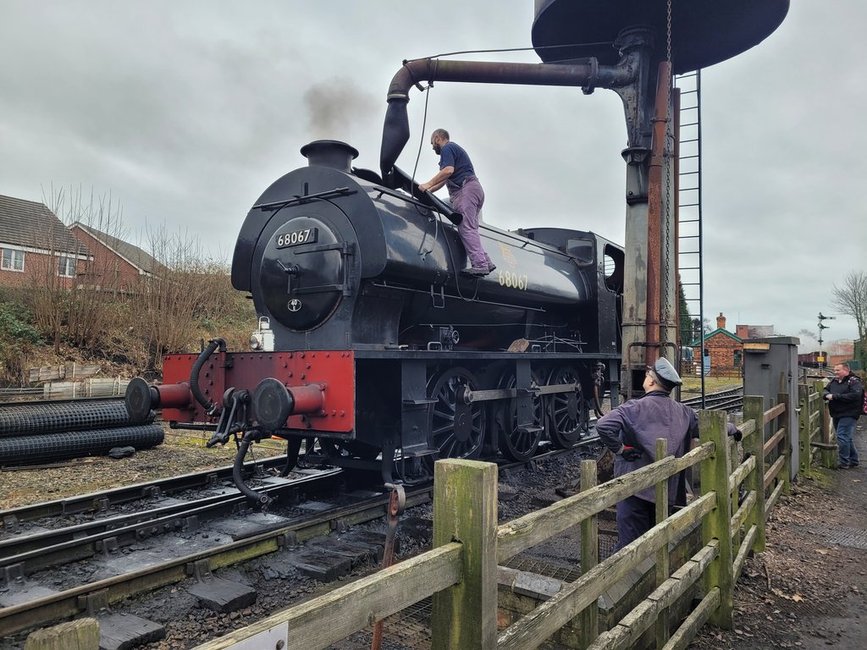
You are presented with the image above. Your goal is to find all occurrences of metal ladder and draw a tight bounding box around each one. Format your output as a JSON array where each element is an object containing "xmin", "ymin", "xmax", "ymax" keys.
[{"xmin": 675, "ymin": 70, "xmax": 705, "ymax": 404}]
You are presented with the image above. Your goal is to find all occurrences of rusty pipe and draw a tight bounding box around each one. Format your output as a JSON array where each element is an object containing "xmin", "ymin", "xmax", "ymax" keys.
[
  {"xmin": 379, "ymin": 39, "xmax": 645, "ymax": 178},
  {"xmin": 644, "ymin": 60, "xmax": 672, "ymax": 366}
]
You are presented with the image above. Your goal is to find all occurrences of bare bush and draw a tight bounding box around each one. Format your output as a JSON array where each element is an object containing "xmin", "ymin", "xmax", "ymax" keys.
[
  {"xmin": 134, "ymin": 224, "xmax": 253, "ymax": 371},
  {"xmin": 14, "ymin": 185, "xmax": 254, "ymax": 378},
  {"xmin": 26, "ymin": 186, "xmax": 128, "ymax": 354}
]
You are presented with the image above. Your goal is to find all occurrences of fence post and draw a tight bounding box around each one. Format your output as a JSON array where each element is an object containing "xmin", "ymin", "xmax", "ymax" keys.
[
  {"xmin": 743, "ymin": 396, "xmax": 767, "ymax": 553},
  {"xmin": 777, "ymin": 392, "xmax": 792, "ymax": 491},
  {"xmin": 579, "ymin": 459, "xmax": 598, "ymax": 649},
  {"xmin": 815, "ymin": 379, "xmax": 835, "ymax": 468},
  {"xmin": 699, "ymin": 409, "xmax": 734, "ymax": 629},
  {"xmin": 431, "ymin": 459, "xmax": 498, "ymax": 650},
  {"xmin": 654, "ymin": 438, "xmax": 670, "ymax": 648},
  {"xmin": 797, "ymin": 384, "xmax": 810, "ymax": 474}
]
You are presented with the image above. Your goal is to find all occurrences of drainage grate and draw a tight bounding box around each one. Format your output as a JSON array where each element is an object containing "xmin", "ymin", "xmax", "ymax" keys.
[
  {"xmin": 823, "ymin": 526, "xmax": 867, "ymax": 550},
  {"xmin": 503, "ymin": 555, "xmax": 582, "ymax": 583}
]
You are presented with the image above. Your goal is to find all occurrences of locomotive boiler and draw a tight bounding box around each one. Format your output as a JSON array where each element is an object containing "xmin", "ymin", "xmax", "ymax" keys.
[{"xmin": 126, "ymin": 139, "xmax": 623, "ymax": 495}]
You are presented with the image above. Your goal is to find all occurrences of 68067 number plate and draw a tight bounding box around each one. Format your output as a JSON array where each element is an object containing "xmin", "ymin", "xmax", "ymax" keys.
[{"xmin": 275, "ymin": 227, "xmax": 318, "ymax": 248}]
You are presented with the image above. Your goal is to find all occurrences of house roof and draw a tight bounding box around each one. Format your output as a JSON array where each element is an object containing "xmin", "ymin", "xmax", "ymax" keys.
[
  {"xmin": 70, "ymin": 222, "xmax": 167, "ymax": 276},
  {"xmin": 702, "ymin": 328, "xmax": 742, "ymax": 344},
  {"xmin": 0, "ymin": 194, "xmax": 89, "ymax": 256}
]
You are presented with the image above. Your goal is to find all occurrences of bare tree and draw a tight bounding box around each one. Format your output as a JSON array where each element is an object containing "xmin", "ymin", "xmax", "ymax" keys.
[
  {"xmin": 831, "ymin": 270, "xmax": 867, "ymax": 342},
  {"xmin": 27, "ymin": 185, "xmax": 129, "ymax": 354},
  {"xmin": 136, "ymin": 224, "xmax": 252, "ymax": 371}
]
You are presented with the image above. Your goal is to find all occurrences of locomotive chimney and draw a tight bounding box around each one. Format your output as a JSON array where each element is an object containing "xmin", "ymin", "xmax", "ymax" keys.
[{"xmin": 300, "ymin": 140, "xmax": 359, "ymax": 173}]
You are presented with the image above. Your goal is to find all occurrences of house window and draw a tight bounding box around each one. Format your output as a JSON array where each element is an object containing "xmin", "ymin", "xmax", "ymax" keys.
[
  {"xmin": 57, "ymin": 256, "xmax": 76, "ymax": 278},
  {"xmin": 1, "ymin": 249, "xmax": 24, "ymax": 272}
]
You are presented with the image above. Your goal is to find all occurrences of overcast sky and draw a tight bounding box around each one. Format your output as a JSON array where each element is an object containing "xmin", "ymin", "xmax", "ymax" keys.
[{"xmin": 1, "ymin": 1, "xmax": 863, "ymax": 348}]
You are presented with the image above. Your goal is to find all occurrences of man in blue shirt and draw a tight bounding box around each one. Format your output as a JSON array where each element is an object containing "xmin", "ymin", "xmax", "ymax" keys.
[{"xmin": 419, "ymin": 129, "xmax": 495, "ymax": 276}]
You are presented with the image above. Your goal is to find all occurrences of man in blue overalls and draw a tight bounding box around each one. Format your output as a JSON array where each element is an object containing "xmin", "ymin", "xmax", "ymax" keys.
[{"xmin": 597, "ymin": 358, "xmax": 698, "ymax": 550}]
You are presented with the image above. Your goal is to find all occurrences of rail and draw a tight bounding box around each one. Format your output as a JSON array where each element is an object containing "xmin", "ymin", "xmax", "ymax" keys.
[
  {"xmin": 192, "ymin": 384, "xmax": 827, "ymax": 650},
  {"xmin": 681, "ymin": 386, "xmax": 743, "ymax": 412}
]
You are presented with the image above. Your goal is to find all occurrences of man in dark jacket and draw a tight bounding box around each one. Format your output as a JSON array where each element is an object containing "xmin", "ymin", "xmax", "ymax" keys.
[
  {"xmin": 823, "ymin": 362, "xmax": 863, "ymax": 468},
  {"xmin": 596, "ymin": 357, "xmax": 698, "ymax": 549}
]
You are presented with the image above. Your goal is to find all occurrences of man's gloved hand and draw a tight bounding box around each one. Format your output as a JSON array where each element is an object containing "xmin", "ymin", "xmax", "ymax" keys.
[
  {"xmin": 725, "ymin": 422, "xmax": 743, "ymax": 442},
  {"xmin": 619, "ymin": 445, "xmax": 642, "ymax": 461}
]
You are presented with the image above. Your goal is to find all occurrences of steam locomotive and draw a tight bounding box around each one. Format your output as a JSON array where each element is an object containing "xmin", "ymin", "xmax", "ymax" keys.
[{"xmin": 126, "ymin": 140, "xmax": 623, "ymax": 497}]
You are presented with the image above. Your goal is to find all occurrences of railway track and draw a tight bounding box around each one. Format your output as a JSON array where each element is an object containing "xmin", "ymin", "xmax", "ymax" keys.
[
  {"xmin": 0, "ymin": 456, "xmax": 288, "ymax": 530},
  {"xmin": 0, "ymin": 467, "xmax": 431, "ymax": 639},
  {"xmin": 0, "ymin": 433, "xmax": 606, "ymax": 641},
  {"xmin": 681, "ymin": 386, "xmax": 744, "ymax": 412}
]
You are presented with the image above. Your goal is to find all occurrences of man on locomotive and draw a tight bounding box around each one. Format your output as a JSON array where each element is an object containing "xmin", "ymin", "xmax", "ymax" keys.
[
  {"xmin": 418, "ymin": 128, "xmax": 495, "ymax": 276},
  {"xmin": 596, "ymin": 357, "xmax": 698, "ymax": 550}
]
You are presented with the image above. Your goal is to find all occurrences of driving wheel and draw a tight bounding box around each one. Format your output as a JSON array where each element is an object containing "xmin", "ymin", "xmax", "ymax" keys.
[
  {"xmin": 426, "ymin": 367, "xmax": 486, "ymax": 459},
  {"xmin": 494, "ymin": 372, "xmax": 545, "ymax": 462}
]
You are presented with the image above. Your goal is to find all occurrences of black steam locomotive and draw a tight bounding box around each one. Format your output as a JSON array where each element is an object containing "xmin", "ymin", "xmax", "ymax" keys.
[{"xmin": 126, "ymin": 140, "xmax": 623, "ymax": 495}]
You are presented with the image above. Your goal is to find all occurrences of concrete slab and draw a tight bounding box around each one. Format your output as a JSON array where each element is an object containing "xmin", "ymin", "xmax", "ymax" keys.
[
  {"xmin": 0, "ymin": 583, "xmax": 58, "ymax": 607},
  {"xmin": 98, "ymin": 612, "xmax": 165, "ymax": 650},
  {"xmin": 91, "ymin": 532, "xmax": 233, "ymax": 580},
  {"xmin": 313, "ymin": 540, "xmax": 379, "ymax": 569},
  {"xmin": 208, "ymin": 513, "xmax": 292, "ymax": 541},
  {"xmin": 187, "ymin": 577, "xmax": 257, "ymax": 613},
  {"xmin": 297, "ymin": 500, "xmax": 333, "ymax": 512},
  {"xmin": 347, "ymin": 530, "xmax": 391, "ymax": 560},
  {"xmin": 292, "ymin": 551, "xmax": 352, "ymax": 582}
]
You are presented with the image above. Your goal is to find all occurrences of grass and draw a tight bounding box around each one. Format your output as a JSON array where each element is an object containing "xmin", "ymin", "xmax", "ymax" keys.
[{"xmin": 681, "ymin": 375, "xmax": 743, "ymax": 396}]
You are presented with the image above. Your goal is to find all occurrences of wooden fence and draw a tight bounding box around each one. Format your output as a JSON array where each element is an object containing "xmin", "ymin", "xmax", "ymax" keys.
[
  {"xmin": 799, "ymin": 380, "xmax": 836, "ymax": 471},
  {"xmin": 188, "ymin": 388, "xmax": 830, "ymax": 650},
  {"xmin": 26, "ymin": 363, "xmax": 101, "ymax": 384}
]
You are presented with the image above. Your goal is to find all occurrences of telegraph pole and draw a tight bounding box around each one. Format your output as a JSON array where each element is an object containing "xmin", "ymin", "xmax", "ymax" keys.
[{"xmin": 817, "ymin": 312, "xmax": 835, "ymax": 368}]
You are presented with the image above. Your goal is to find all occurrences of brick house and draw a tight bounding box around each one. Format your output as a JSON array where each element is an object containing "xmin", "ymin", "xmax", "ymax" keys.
[
  {"xmin": 68, "ymin": 222, "xmax": 166, "ymax": 292},
  {"xmin": 0, "ymin": 194, "xmax": 90, "ymax": 289},
  {"xmin": 695, "ymin": 313, "xmax": 743, "ymax": 376}
]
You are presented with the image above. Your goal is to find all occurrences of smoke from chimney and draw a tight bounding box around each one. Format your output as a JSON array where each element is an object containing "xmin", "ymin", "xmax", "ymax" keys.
[{"xmin": 303, "ymin": 78, "xmax": 377, "ymax": 142}]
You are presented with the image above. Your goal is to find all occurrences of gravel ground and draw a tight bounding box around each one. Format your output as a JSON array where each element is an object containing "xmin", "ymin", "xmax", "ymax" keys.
[
  {"xmin": 0, "ymin": 429, "xmax": 286, "ymax": 511},
  {"xmin": 689, "ymin": 417, "xmax": 867, "ymax": 649}
]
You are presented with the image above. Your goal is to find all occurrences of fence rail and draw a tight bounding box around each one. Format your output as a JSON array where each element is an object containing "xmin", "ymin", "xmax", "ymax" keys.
[{"xmin": 188, "ymin": 383, "xmax": 831, "ymax": 650}]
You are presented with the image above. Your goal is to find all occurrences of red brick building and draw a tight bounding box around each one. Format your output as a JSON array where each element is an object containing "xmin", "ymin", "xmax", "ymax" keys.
[
  {"xmin": 0, "ymin": 195, "xmax": 90, "ymax": 289},
  {"xmin": 695, "ymin": 313, "xmax": 744, "ymax": 376},
  {"xmin": 68, "ymin": 222, "xmax": 166, "ymax": 292}
]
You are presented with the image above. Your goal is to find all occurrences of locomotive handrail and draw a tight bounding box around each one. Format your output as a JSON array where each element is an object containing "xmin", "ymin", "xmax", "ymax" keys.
[{"xmin": 252, "ymin": 187, "xmax": 355, "ymax": 211}]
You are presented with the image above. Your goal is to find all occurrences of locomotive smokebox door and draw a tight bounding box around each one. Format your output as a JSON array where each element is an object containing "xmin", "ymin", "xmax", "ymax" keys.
[{"xmin": 259, "ymin": 215, "xmax": 347, "ymax": 331}]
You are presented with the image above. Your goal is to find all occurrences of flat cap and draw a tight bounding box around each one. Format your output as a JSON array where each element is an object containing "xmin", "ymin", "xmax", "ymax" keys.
[{"xmin": 650, "ymin": 357, "xmax": 682, "ymax": 390}]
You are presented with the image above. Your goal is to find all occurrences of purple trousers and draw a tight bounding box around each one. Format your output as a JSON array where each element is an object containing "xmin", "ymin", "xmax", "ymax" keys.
[
  {"xmin": 616, "ymin": 496, "xmax": 656, "ymax": 550},
  {"xmin": 449, "ymin": 178, "xmax": 491, "ymax": 269}
]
